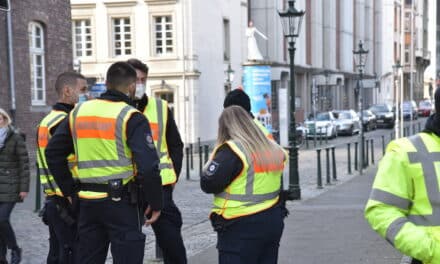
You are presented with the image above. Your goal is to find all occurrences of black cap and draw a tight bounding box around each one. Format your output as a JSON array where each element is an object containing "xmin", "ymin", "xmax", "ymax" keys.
[
  {"xmin": 223, "ymin": 89, "xmax": 251, "ymax": 113},
  {"xmin": 435, "ymin": 87, "xmax": 440, "ymax": 113}
]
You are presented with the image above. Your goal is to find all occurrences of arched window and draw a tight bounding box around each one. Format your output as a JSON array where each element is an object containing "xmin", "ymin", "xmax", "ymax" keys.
[{"xmin": 29, "ymin": 22, "xmax": 46, "ymax": 105}]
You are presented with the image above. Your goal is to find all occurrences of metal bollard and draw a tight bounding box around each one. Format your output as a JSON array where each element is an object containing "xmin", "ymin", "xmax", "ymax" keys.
[
  {"xmin": 305, "ymin": 131, "xmax": 309, "ymax": 149},
  {"xmin": 317, "ymin": 149, "xmax": 323, "ymax": 189},
  {"xmin": 185, "ymin": 147, "xmax": 190, "ymax": 180},
  {"xmin": 418, "ymin": 122, "xmax": 421, "ymax": 132},
  {"xmin": 412, "ymin": 124, "xmax": 416, "ymax": 135},
  {"xmin": 198, "ymin": 138, "xmax": 203, "ymax": 177},
  {"xmin": 189, "ymin": 143, "xmax": 193, "ymax": 170},
  {"xmin": 35, "ymin": 172, "xmax": 41, "ymax": 212},
  {"xmin": 381, "ymin": 135, "xmax": 385, "ymax": 156},
  {"xmin": 325, "ymin": 127, "xmax": 328, "ymax": 145},
  {"xmin": 204, "ymin": 145, "xmax": 209, "ymax": 164},
  {"xmin": 390, "ymin": 132, "xmax": 393, "ymax": 140},
  {"xmin": 313, "ymin": 130, "xmax": 317, "ymax": 148},
  {"xmin": 365, "ymin": 138, "xmax": 369, "ymax": 168},
  {"xmin": 319, "ymin": 130, "xmax": 323, "ymax": 146},
  {"xmin": 347, "ymin": 143, "xmax": 352, "ymax": 174},
  {"xmin": 354, "ymin": 142, "xmax": 358, "ymax": 171},
  {"xmin": 326, "ymin": 148, "xmax": 331, "ymax": 185},
  {"xmin": 331, "ymin": 146, "xmax": 337, "ymax": 181},
  {"xmin": 370, "ymin": 139, "xmax": 374, "ymax": 164}
]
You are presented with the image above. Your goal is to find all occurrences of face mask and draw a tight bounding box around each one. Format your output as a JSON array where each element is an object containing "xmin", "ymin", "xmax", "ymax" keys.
[
  {"xmin": 135, "ymin": 83, "xmax": 145, "ymax": 99},
  {"xmin": 78, "ymin": 93, "xmax": 88, "ymax": 103}
]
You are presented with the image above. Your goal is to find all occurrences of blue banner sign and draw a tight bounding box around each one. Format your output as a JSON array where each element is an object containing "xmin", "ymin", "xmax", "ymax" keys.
[
  {"xmin": 243, "ymin": 65, "xmax": 272, "ymax": 132},
  {"xmin": 89, "ymin": 83, "xmax": 107, "ymax": 99}
]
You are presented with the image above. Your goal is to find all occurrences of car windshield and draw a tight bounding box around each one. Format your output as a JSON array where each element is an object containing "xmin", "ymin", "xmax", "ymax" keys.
[
  {"xmin": 420, "ymin": 101, "xmax": 431, "ymax": 107},
  {"xmin": 370, "ymin": 105, "xmax": 389, "ymax": 112},
  {"xmin": 402, "ymin": 102, "xmax": 412, "ymax": 110},
  {"xmin": 316, "ymin": 113, "xmax": 330, "ymax": 121},
  {"xmin": 338, "ymin": 112, "xmax": 351, "ymax": 119}
]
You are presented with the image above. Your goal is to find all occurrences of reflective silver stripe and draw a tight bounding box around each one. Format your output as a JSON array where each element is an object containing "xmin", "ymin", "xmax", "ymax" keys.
[
  {"xmin": 115, "ymin": 105, "xmax": 133, "ymax": 162},
  {"xmin": 159, "ymin": 152, "xmax": 167, "ymax": 158},
  {"xmin": 159, "ymin": 163, "xmax": 173, "ymax": 170},
  {"xmin": 77, "ymin": 159, "xmax": 132, "ymax": 169},
  {"xmin": 47, "ymin": 113, "xmax": 66, "ymax": 128},
  {"xmin": 38, "ymin": 167, "xmax": 50, "ymax": 176},
  {"xmin": 370, "ymin": 188, "xmax": 412, "ymax": 210},
  {"xmin": 78, "ymin": 171, "xmax": 133, "ymax": 183},
  {"xmin": 156, "ymin": 98, "xmax": 164, "ymax": 158},
  {"xmin": 215, "ymin": 140, "xmax": 280, "ymax": 203},
  {"xmin": 216, "ymin": 190, "xmax": 280, "ymax": 203},
  {"xmin": 407, "ymin": 135, "xmax": 440, "ymax": 225},
  {"xmin": 386, "ymin": 217, "xmax": 408, "ymax": 246}
]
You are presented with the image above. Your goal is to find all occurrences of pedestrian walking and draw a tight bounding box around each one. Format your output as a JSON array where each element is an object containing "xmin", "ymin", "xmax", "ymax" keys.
[
  {"xmin": 223, "ymin": 88, "xmax": 274, "ymax": 140},
  {"xmin": 201, "ymin": 105, "xmax": 287, "ymax": 264},
  {"xmin": 365, "ymin": 88, "xmax": 440, "ymax": 264},
  {"xmin": 127, "ymin": 58, "xmax": 187, "ymax": 264},
  {"xmin": 0, "ymin": 108, "xmax": 29, "ymax": 264},
  {"xmin": 36, "ymin": 72, "xmax": 87, "ymax": 264},
  {"xmin": 46, "ymin": 62, "xmax": 163, "ymax": 264}
]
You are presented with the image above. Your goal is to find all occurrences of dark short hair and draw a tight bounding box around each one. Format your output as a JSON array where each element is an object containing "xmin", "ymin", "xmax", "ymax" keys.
[
  {"xmin": 55, "ymin": 72, "xmax": 86, "ymax": 95},
  {"xmin": 106, "ymin": 62, "xmax": 137, "ymax": 90},
  {"xmin": 126, "ymin": 58, "xmax": 149, "ymax": 75}
]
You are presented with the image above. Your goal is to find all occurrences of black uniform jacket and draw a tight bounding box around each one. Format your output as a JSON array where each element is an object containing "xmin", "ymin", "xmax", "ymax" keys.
[
  {"xmin": 46, "ymin": 90, "xmax": 163, "ymax": 211},
  {"xmin": 48, "ymin": 102, "xmax": 74, "ymax": 135},
  {"xmin": 135, "ymin": 94, "xmax": 184, "ymax": 179},
  {"xmin": 200, "ymin": 144, "xmax": 243, "ymax": 194}
]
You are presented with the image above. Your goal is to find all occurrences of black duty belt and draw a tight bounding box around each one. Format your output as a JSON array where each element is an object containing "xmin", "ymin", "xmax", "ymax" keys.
[{"xmin": 80, "ymin": 183, "xmax": 110, "ymax": 193}]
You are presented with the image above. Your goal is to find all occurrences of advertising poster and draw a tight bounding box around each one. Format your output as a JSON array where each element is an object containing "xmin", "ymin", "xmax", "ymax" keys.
[
  {"xmin": 89, "ymin": 83, "xmax": 107, "ymax": 99},
  {"xmin": 243, "ymin": 65, "xmax": 272, "ymax": 132}
]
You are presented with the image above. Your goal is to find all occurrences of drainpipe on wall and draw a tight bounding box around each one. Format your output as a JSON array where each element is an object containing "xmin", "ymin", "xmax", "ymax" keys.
[{"xmin": 6, "ymin": 8, "xmax": 16, "ymax": 121}]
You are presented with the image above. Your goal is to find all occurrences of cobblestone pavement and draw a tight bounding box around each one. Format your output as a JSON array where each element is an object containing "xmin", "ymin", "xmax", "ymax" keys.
[{"xmin": 10, "ymin": 138, "xmax": 385, "ymax": 263}]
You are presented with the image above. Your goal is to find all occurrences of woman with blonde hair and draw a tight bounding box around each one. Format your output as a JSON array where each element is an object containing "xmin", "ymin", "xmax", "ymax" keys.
[
  {"xmin": 0, "ymin": 108, "xmax": 29, "ymax": 264},
  {"xmin": 201, "ymin": 105, "xmax": 287, "ymax": 264}
]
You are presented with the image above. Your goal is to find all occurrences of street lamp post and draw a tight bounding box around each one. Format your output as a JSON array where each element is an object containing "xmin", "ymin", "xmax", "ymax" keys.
[
  {"xmin": 224, "ymin": 63, "xmax": 235, "ymax": 94},
  {"xmin": 278, "ymin": 0, "xmax": 305, "ymax": 200},
  {"xmin": 353, "ymin": 40, "xmax": 369, "ymax": 175},
  {"xmin": 392, "ymin": 61, "xmax": 402, "ymax": 139}
]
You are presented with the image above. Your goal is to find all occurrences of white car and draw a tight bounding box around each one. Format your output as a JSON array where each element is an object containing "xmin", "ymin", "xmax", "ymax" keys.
[
  {"xmin": 334, "ymin": 110, "xmax": 361, "ymax": 135},
  {"xmin": 305, "ymin": 112, "xmax": 338, "ymax": 139}
]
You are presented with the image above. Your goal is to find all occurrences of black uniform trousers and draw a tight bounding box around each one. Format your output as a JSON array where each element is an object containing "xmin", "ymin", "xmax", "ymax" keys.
[
  {"xmin": 151, "ymin": 186, "xmax": 187, "ymax": 264},
  {"xmin": 216, "ymin": 205, "xmax": 284, "ymax": 264},
  {"xmin": 44, "ymin": 196, "xmax": 77, "ymax": 264},
  {"xmin": 77, "ymin": 195, "xmax": 145, "ymax": 264}
]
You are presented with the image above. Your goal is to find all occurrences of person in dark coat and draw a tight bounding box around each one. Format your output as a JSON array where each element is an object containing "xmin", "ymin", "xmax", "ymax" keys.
[{"xmin": 0, "ymin": 108, "xmax": 30, "ymax": 264}]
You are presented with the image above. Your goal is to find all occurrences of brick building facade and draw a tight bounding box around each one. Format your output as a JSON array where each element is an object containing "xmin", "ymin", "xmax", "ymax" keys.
[{"xmin": 0, "ymin": 0, "xmax": 72, "ymax": 161}]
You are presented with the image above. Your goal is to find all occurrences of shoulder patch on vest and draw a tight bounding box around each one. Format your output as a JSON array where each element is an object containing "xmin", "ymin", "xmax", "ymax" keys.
[{"xmin": 205, "ymin": 161, "xmax": 219, "ymax": 176}]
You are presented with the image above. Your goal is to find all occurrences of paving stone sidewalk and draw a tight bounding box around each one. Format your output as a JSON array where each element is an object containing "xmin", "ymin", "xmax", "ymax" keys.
[{"xmin": 11, "ymin": 141, "xmax": 384, "ymax": 263}]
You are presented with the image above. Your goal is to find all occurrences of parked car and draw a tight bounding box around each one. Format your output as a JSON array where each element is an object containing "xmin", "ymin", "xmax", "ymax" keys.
[
  {"xmin": 305, "ymin": 112, "xmax": 338, "ymax": 139},
  {"xmin": 359, "ymin": 110, "xmax": 377, "ymax": 131},
  {"xmin": 333, "ymin": 110, "xmax": 360, "ymax": 135},
  {"xmin": 369, "ymin": 104, "xmax": 395, "ymax": 128},
  {"xmin": 418, "ymin": 100, "xmax": 434, "ymax": 117},
  {"xmin": 402, "ymin": 100, "xmax": 418, "ymax": 120}
]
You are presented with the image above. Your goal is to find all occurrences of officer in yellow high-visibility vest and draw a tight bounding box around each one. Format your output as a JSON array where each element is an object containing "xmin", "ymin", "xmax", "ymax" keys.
[
  {"xmin": 201, "ymin": 106, "xmax": 287, "ymax": 264},
  {"xmin": 365, "ymin": 89, "xmax": 440, "ymax": 264},
  {"xmin": 223, "ymin": 88, "xmax": 274, "ymax": 140},
  {"xmin": 46, "ymin": 62, "xmax": 163, "ymax": 264},
  {"xmin": 36, "ymin": 71, "xmax": 87, "ymax": 264},
  {"xmin": 127, "ymin": 58, "xmax": 187, "ymax": 264}
]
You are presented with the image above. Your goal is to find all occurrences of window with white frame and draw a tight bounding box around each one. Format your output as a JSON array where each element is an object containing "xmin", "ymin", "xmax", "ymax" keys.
[
  {"xmin": 29, "ymin": 22, "xmax": 46, "ymax": 105},
  {"xmin": 155, "ymin": 91, "xmax": 174, "ymax": 114},
  {"xmin": 112, "ymin": 17, "xmax": 132, "ymax": 56},
  {"xmin": 73, "ymin": 19, "xmax": 93, "ymax": 58},
  {"xmin": 153, "ymin": 15, "xmax": 174, "ymax": 56}
]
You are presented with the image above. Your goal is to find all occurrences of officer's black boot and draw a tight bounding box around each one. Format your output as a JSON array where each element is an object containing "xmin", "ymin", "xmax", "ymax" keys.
[{"xmin": 10, "ymin": 247, "xmax": 21, "ymax": 264}]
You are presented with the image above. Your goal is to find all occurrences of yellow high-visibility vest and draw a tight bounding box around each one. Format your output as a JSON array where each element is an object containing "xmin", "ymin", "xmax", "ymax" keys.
[
  {"xmin": 143, "ymin": 98, "xmax": 177, "ymax": 185},
  {"xmin": 211, "ymin": 140, "xmax": 284, "ymax": 219},
  {"xmin": 365, "ymin": 133, "xmax": 440, "ymax": 263},
  {"xmin": 254, "ymin": 119, "xmax": 274, "ymax": 140},
  {"xmin": 69, "ymin": 100, "xmax": 138, "ymax": 199},
  {"xmin": 37, "ymin": 110, "xmax": 77, "ymax": 196}
]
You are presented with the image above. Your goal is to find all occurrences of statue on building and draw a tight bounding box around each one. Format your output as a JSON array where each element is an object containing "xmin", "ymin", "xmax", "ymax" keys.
[{"xmin": 246, "ymin": 20, "xmax": 267, "ymax": 61}]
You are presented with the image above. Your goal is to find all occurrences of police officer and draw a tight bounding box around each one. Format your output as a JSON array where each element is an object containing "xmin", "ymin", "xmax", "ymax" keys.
[
  {"xmin": 223, "ymin": 88, "xmax": 274, "ymax": 140},
  {"xmin": 201, "ymin": 106, "xmax": 286, "ymax": 264},
  {"xmin": 126, "ymin": 58, "xmax": 187, "ymax": 264},
  {"xmin": 46, "ymin": 62, "xmax": 163, "ymax": 264},
  {"xmin": 36, "ymin": 72, "xmax": 86, "ymax": 264},
  {"xmin": 365, "ymin": 88, "xmax": 440, "ymax": 264}
]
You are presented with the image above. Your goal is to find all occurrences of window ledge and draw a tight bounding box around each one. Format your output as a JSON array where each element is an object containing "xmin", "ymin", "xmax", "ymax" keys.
[{"xmin": 30, "ymin": 105, "xmax": 51, "ymax": 113}]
